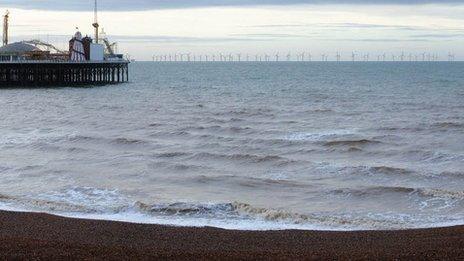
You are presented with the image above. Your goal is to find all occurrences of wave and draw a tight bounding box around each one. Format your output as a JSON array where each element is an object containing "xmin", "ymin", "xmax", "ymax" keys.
[
  {"xmin": 330, "ymin": 186, "xmax": 464, "ymax": 200},
  {"xmin": 189, "ymin": 152, "xmax": 294, "ymax": 165},
  {"xmin": 192, "ymin": 175, "xmax": 308, "ymax": 189},
  {"xmin": 284, "ymin": 129, "xmax": 357, "ymax": 142},
  {"xmin": 1, "ymin": 186, "xmax": 464, "ymax": 231},
  {"xmin": 154, "ymin": 152, "xmax": 189, "ymax": 158},
  {"xmin": 323, "ymin": 139, "xmax": 381, "ymax": 147},
  {"xmin": 180, "ymin": 125, "xmax": 254, "ymax": 134},
  {"xmin": 111, "ymin": 137, "xmax": 148, "ymax": 145},
  {"xmin": 369, "ymin": 166, "xmax": 414, "ymax": 176},
  {"xmin": 431, "ymin": 122, "xmax": 464, "ymax": 129}
]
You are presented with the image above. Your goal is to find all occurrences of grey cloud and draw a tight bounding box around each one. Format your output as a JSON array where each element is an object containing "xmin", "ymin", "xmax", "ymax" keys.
[
  {"xmin": 12, "ymin": 34, "xmax": 267, "ymax": 43},
  {"xmin": 2, "ymin": 0, "xmax": 464, "ymax": 11},
  {"xmin": 411, "ymin": 33, "xmax": 464, "ymax": 38},
  {"xmin": 248, "ymin": 23, "xmax": 428, "ymax": 31},
  {"xmin": 326, "ymin": 38, "xmax": 431, "ymax": 42},
  {"xmin": 228, "ymin": 33, "xmax": 307, "ymax": 38}
]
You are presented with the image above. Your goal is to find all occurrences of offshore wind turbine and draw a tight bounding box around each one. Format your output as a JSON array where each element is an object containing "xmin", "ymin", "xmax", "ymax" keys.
[
  {"xmin": 351, "ymin": 52, "xmax": 356, "ymax": 62},
  {"xmin": 286, "ymin": 52, "xmax": 291, "ymax": 61},
  {"xmin": 237, "ymin": 53, "xmax": 242, "ymax": 62},
  {"xmin": 264, "ymin": 54, "xmax": 269, "ymax": 62},
  {"xmin": 275, "ymin": 52, "xmax": 280, "ymax": 62},
  {"xmin": 321, "ymin": 53, "xmax": 327, "ymax": 62},
  {"xmin": 336, "ymin": 52, "xmax": 341, "ymax": 62},
  {"xmin": 364, "ymin": 53, "xmax": 370, "ymax": 62}
]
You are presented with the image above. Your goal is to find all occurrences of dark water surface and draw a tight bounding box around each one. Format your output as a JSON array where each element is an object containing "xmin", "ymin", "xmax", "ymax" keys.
[{"xmin": 1, "ymin": 62, "xmax": 463, "ymax": 230}]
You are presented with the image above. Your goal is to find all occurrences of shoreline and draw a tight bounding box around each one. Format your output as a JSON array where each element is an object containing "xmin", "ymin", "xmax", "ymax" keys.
[{"xmin": 1, "ymin": 210, "xmax": 464, "ymax": 259}]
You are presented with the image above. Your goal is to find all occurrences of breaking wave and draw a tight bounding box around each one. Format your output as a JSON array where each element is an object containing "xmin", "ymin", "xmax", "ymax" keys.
[
  {"xmin": 1, "ymin": 186, "xmax": 464, "ymax": 231},
  {"xmin": 323, "ymin": 139, "xmax": 381, "ymax": 147}
]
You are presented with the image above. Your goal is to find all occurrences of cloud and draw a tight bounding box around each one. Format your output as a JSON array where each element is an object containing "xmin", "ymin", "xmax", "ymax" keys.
[
  {"xmin": 411, "ymin": 33, "xmax": 464, "ymax": 38},
  {"xmin": 2, "ymin": 0, "xmax": 464, "ymax": 11},
  {"xmin": 248, "ymin": 23, "xmax": 434, "ymax": 31}
]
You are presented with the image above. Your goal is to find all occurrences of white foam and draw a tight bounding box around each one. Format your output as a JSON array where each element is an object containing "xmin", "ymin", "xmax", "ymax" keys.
[
  {"xmin": 285, "ymin": 129, "xmax": 358, "ymax": 142},
  {"xmin": 2, "ymin": 186, "xmax": 464, "ymax": 232}
]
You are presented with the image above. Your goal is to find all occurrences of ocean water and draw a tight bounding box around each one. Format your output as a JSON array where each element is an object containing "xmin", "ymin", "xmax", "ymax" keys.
[{"xmin": 1, "ymin": 62, "xmax": 464, "ymax": 230}]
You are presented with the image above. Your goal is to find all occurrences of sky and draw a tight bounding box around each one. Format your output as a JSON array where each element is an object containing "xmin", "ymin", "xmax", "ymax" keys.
[{"xmin": 1, "ymin": 0, "xmax": 464, "ymax": 61}]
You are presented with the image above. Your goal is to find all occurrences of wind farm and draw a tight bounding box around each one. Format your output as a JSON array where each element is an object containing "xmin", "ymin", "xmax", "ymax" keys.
[{"xmin": 151, "ymin": 51, "xmax": 455, "ymax": 62}]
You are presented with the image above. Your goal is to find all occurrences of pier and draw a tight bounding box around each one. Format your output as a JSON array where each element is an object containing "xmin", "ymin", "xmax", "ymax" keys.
[{"xmin": 0, "ymin": 61, "xmax": 129, "ymax": 87}]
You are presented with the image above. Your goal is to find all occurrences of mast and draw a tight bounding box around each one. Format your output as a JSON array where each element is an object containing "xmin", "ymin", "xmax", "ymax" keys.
[
  {"xmin": 3, "ymin": 10, "xmax": 9, "ymax": 46},
  {"xmin": 92, "ymin": 0, "xmax": 99, "ymax": 43}
]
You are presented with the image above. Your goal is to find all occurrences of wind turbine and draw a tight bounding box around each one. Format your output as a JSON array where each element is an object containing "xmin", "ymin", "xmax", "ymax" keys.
[
  {"xmin": 400, "ymin": 52, "xmax": 405, "ymax": 62},
  {"xmin": 237, "ymin": 53, "xmax": 242, "ymax": 62},
  {"xmin": 364, "ymin": 53, "xmax": 370, "ymax": 62},
  {"xmin": 286, "ymin": 52, "xmax": 291, "ymax": 61},
  {"xmin": 336, "ymin": 52, "xmax": 341, "ymax": 62},
  {"xmin": 351, "ymin": 52, "xmax": 357, "ymax": 62},
  {"xmin": 275, "ymin": 52, "xmax": 280, "ymax": 62},
  {"xmin": 321, "ymin": 53, "xmax": 327, "ymax": 62},
  {"xmin": 265, "ymin": 54, "xmax": 270, "ymax": 62}
]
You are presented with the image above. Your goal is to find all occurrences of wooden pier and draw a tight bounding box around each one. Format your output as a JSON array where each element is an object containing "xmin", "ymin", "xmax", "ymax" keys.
[{"xmin": 0, "ymin": 61, "xmax": 129, "ymax": 87}]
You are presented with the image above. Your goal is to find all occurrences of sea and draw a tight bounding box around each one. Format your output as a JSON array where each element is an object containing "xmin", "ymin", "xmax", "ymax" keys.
[{"xmin": 0, "ymin": 62, "xmax": 463, "ymax": 231}]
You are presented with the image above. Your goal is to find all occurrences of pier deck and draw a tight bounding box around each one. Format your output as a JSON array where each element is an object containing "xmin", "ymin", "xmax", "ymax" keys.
[{"xmin": 0, "ymin": 61, "xmax": 129, "ymax": 87}]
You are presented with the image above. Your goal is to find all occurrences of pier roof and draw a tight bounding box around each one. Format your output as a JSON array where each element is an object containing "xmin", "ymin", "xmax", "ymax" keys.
[{"xmin": 0, "ymin": 42, "xmax": 40, "ymax": 54}]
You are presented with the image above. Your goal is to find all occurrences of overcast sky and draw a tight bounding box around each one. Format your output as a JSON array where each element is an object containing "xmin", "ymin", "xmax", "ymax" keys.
[{"xmin": 1, "ymin": 1, "xmax": 464, "ymax": 60}]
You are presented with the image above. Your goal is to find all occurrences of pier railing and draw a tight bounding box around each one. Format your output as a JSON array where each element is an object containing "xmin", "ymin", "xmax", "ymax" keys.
[{"xmin": 0, "ymin": 60, "xmax": 129, "ymax": 87}]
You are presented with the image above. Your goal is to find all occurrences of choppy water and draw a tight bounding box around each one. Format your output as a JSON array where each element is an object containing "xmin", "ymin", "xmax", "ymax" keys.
[{"xmin": 1, "ymin": 62, "xmax": 464, "ymax": 230}]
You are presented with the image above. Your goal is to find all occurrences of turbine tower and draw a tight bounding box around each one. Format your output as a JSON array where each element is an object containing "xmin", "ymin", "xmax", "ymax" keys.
[
  {"xmin": 351, "ymin": 52, "xmax": 356, "ymax": 62},
  {"xmin": 93, "ymin": 0, "xmax": 99, "ymax": 44},
  {"xmin": 2, "ymin": 10, "xmax": 9, "ymax": 46}
]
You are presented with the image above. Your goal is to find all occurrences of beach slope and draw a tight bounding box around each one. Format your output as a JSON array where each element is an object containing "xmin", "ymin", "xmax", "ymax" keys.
[{"xmin": 1, "ymin": 210, "xmax": 463, "ymax": 260}]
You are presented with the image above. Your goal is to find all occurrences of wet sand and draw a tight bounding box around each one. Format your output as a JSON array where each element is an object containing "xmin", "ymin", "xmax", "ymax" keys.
[{"xmin": 0, "ymin": 210, "xmax": 463, "ymax": 260}]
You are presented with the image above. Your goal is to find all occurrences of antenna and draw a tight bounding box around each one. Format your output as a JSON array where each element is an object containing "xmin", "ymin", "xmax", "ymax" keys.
[
  {"xmin": 3, "ymin": 10, "xmax": 9, "ymax": 46},
  {"xmin": 93, "ymin": 0, "xmax": 100, "ymax": 44}
]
